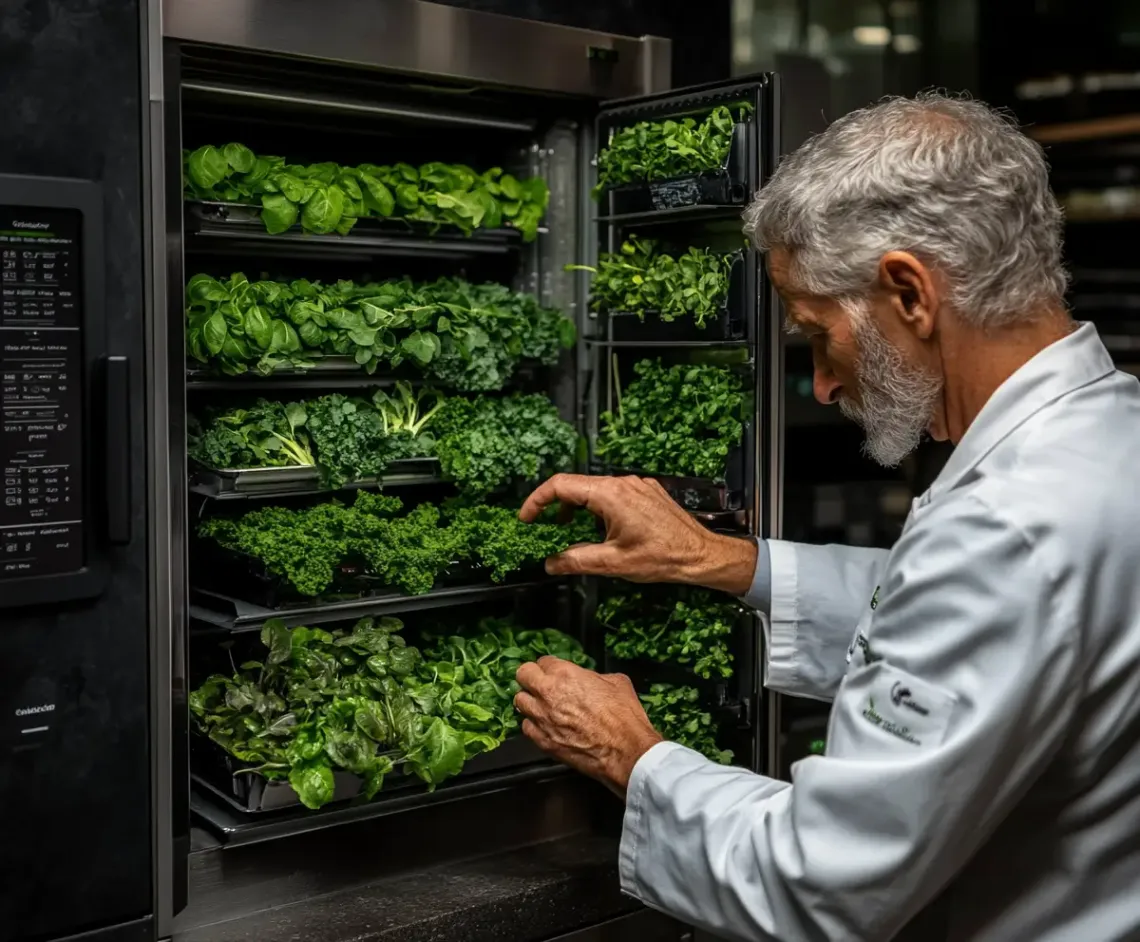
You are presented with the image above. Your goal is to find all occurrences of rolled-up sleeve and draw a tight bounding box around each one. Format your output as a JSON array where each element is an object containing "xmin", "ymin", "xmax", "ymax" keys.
[{"xmin": 621, "ymin": 494, "xmax": 1078, "ymax": 942}]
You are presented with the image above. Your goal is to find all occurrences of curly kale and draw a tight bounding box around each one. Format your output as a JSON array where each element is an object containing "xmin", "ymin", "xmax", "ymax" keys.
[
  {"xmin": 432, "ymin": 394, "xmax": 578, "ymax": 496},
  {"xmin": 597, "ymin": 359, "xmax": 746, "ymax": 480},
  {"xmin": 198, "ymin": 493, "xmax": 599, "ymax": 597}
]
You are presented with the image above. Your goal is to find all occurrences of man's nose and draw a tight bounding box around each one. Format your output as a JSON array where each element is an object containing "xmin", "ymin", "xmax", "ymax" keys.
[{"xmin": 813, "ymin": 368, "xmax": 843, "ymax": 405}]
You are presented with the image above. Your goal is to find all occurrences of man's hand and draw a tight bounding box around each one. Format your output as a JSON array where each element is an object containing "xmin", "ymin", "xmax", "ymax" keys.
[
  {"xmin": 519, "ymin": 473, "xmax": 758, "ymax": 595},
  {"xmin": 515, "ymin": 656, "xmax": 663, "ymax": 796}
]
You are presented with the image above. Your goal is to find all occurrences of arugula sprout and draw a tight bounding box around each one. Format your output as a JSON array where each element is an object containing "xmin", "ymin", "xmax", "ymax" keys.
[
  {"xmin": 183, "ymin": 146, "xmax": 550, "ymax": 241},
  {"xmin": 639, "ymin": 683, "xmax": 733, "ymax": 764},
  {"xmin": 597, "ymin": 589, "xmax": 739, "ymax": 680},
  {"xmin": 189, "ymin": 615, "xmax": 590, "ymax": 808},
  {"xmin": 184, "ymin": 273, "xmax": 574, "ymax": 385},
  {"xmin": 594, "ymin": 104, "xmax": 752, "ymax": 196},
  {"xmin": 197, "ymin": 493, "xmax": 599, "ymax": 597},
  {"xmin": 568, "ymin": 237, "xmax": 734, "ymax": 328},
  {"xmin": 597, "ymin": 358, "xmax": 746, "ymax": 480},
  {"xmin": 188, "ymin": 399, "xmax": 314, "ymax": 470}
]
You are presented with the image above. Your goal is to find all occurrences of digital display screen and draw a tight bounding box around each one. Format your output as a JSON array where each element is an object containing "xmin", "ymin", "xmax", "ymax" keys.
[{"xmin": 0, "ymin": 206, "xmax": 85, "ymax": 578}]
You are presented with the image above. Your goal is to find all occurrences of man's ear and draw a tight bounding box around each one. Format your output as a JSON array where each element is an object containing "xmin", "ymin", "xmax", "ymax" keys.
[{"xmin": 877, "ymin": 251, "xmax": 938, "ymax": 340}]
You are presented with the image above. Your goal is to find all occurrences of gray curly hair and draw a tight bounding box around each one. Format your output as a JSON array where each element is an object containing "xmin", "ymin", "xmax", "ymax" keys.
[{"xmin": 743, "ymin": 92, "xmax": 1069, "ymax": 327}]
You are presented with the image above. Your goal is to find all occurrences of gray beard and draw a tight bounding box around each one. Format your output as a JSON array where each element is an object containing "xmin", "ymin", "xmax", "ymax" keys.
[{"xmin": 839, "ymin": 310, "xmax": 943, "ymax": 468}]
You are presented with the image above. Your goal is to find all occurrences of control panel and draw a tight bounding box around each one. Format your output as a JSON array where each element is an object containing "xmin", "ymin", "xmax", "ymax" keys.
[
  {"xmin": 1, "ymin": 206, "xmax": 85, "ymax": 578},
  {"xmin": 0, "ymin": 175, "xmax": 123, "ymax": 608}
]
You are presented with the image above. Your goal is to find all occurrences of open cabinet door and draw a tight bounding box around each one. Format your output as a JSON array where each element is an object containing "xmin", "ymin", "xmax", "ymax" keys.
[{"xmin": 583, "ymin": 76, "xmax": 783, "ymax": 776}]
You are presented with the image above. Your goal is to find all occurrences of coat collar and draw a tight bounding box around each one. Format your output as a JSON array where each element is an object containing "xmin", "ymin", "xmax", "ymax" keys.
[{"xmin": 925, "ymin": 322, "xmax": 1116, "ymax": 502}]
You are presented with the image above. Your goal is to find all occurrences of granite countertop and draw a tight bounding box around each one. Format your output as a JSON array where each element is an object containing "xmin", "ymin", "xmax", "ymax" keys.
[{"xmin": 176, "ymin": 834, "xmax": 642, "ymax": 942}]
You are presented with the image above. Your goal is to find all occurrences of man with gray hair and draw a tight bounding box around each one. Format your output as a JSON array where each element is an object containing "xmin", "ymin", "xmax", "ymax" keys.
[{"xmin": 514, "ymin": 92, "xmax": 1140, "ymax": 941}]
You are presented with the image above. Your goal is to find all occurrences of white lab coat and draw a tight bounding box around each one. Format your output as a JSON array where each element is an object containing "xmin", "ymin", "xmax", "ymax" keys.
[{"xmin": 619, "ymin": 322, "xmax": 1140, "ymax": 942}]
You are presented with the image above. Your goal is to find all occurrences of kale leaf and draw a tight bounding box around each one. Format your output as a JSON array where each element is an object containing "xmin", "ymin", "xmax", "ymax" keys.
[
  {"xmin": 597, "ymin": 588, "xmax": 739, "ymax": 680},
  {"xmin": 188, "ymin": 398, "xmax": 313, "ymax": 470},
  {"xmin": 188, "ymin": 387, "xmax": 577, "ymax": 496},
  {"xmin": 639, "ymin": 683, "xmax": 733, "ymax": 764},
  {"xmin": 596, "ymin": 359, "xmax": 746, "ymax": 480},
  {"xmin": 198, "ymin": 493, "xmax": 599, "ymax": 597}
]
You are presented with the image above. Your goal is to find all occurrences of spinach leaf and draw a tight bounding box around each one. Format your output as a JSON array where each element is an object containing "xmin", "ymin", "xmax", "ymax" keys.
[{"xmin": 594, "ymin": 104, "xmax": 752, "ymax": 195}]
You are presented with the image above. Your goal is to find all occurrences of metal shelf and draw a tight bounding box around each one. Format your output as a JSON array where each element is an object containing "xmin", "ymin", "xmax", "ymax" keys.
[
  {"xmin": 185, "ymin": 200, "xmax": 530, "ymax": 259},
  {"xmin": 191, "ymin": 760, "xmax": 565, "ymax": 848},
  {"xmin": 189, "ymin": 459, "xmax": 441, "ymax": 500},
  {"xmin": 594, "ymin": 203, "xmax": 744, "ymax": 227},
  {"xmin": 189, "ymin": 579, "xmax": 559, "ymax": 633},
  {"xmin": 585, "ymin": 338, "xmax": 750, "ymax": 349}
]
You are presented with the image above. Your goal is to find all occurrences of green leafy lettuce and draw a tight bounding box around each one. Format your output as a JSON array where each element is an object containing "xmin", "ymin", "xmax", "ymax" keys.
[
  {"xmin": 594, "ymin": 104, "xmax": 751, "ymax": 195},
  {"xmin": 596, "ymin": 359, "xmax": 746, "ymax": 480},
  {"xmin": 568, "ymin": 237, "xmax": 734, "ymax": 328},
  {"xmin": 640, "ymin": 683, "xmax": 733, "ymax": 765},
  {"xmin": 198, "ymin": 492, "xmax": 598, "ymax": 598},
  {"xmin": 598, "ymin": 589, "xmax": 739, "ymax": 680},
  {"xmin": 184, "ymin": 146, "xmax": 550, "ymax": 241},
  {"xmin": 189, "ymin": 615, "xmax": 590, "ymax": 809}
]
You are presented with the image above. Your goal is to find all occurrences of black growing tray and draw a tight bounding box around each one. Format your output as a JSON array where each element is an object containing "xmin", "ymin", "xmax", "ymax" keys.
[
  {"xmin": 593, "ymin": 428, "xmax": 752, "ymax": 514},
  {"xmin": 191, "ymin": 732, "xmax": 548, "ymax": 814},
  {"xmin": 598, "ymin": 121, "xmax": 750, "ymax": 217},
  {"xmin": 606, "ymin": 252, "xmax": 748, "ymax": 344},
  {"xmin": 190, "ymin": 538, "xmax": 548, "ymax": 611}
]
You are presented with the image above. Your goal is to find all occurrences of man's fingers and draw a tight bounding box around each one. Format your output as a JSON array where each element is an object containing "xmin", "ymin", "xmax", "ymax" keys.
[
  {"xmin": 520, "ymin": 718, "xmax": 552, "ymax": 751},
  {"xmin": 516, "ymin": 661, "xmax": 552, "ymax": 694},
  {"xmin": 519, "ymin": 474, "xmax": 593, "ymax": 523},
  {"xmin": 514, "ymin": 690, "xmax": 544, "ymax": 720},
  {"xmin": 545, "ymin": 541, "xmax": 624, "ymax": 577}
]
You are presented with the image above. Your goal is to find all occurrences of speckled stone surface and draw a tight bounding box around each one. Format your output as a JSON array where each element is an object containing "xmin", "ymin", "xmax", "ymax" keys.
[{"xmin": 177, "ymin": 835, "xmax": 641, "ymax": 942}]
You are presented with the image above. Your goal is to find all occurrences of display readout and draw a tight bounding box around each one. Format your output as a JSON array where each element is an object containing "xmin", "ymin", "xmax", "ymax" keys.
[{"xmin": 0, "ymin": 206, "xmax": 84, "ymax": 578}]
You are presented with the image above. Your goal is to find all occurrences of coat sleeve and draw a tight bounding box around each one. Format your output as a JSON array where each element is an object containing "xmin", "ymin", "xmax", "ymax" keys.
[
  {"xmin": 621, "ymin": 494, "xmax": 1079, "ymax": 942},
  {"xmin": 744, "ymin": 539, "xmax": 891, "ymax": 702}
]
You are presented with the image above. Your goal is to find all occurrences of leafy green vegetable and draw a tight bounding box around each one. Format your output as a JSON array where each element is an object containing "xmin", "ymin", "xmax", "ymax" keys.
[
  {"xmin": 598, "ymin": 589, "xmax": 739, "ymax": 680},
  {"xmin": 183, "ymin": 146, "xmax": 550, "ymax": 241},
  {"xmin": 184, "ymin": 273, "xmax": 574, "ymax": 386},
  {"xmin": 197, "ymin": 493, "xmax": 598, "ymax": 597},
  {"xmin": 188, "ymin": 399, "xmax": 314, "ymax": 471},
  {"xmin": 432, "ymin": 394, "xmax": 578, "ymax": 496},
  {"xmin": 597, "ymin": 358, "xmax": 746, "ymax": 480},
  {"xmin": 594, "ymin": 104, "xmax": 751, "ymax": 196},
  {"xmin": 189, "ymin": 615, "xmax": 590, "ymax": 808},
  {"xmin": 304, "ymin": 384, "xmax": 443, "ymax": 489},
  {"xmin": 189, "ymin": 389, "xmax": 577, "ymax": 496},
  {"xmin": 568, "ymin": 237, "xmax": 734, "ymax": 328},
  {"xmin": 639, "ymin": 683, "xmax": 733, "ymax": 764}
]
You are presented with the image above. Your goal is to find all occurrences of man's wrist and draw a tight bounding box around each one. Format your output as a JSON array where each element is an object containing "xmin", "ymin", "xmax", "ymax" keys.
[
  {"xmin": 679, "ymin": 532, "xmax": 758, "ymax": 596},
  {"xmin": 609, "ymin": 727, "xmax": 665, "ymax": 797}
]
